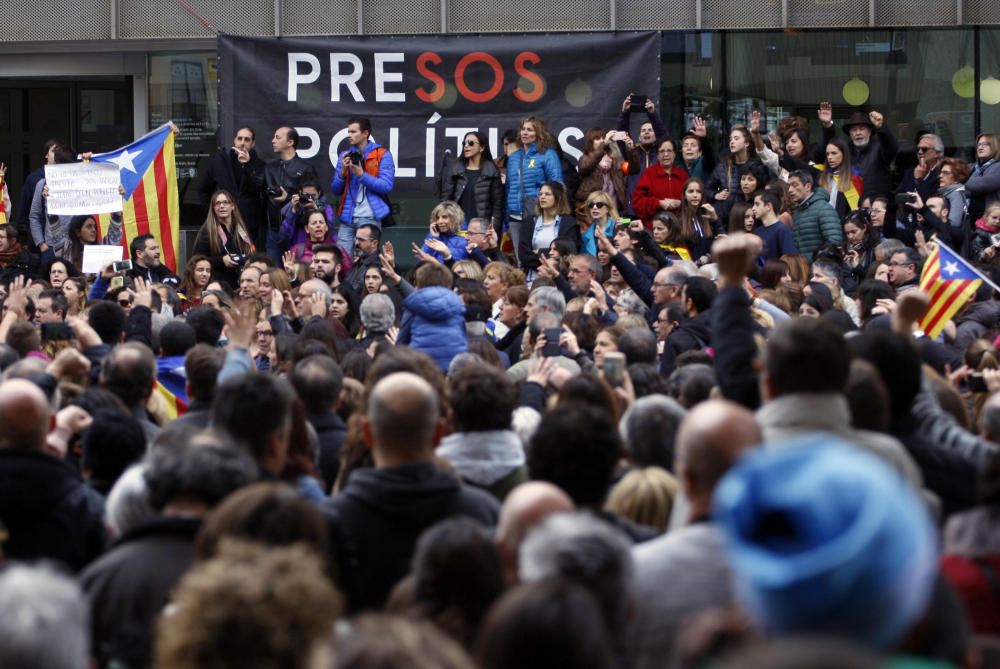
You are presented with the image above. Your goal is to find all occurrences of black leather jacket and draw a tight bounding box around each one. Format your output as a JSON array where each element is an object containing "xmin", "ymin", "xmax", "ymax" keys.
[{"xmin": 264, "ymin": 154, "xmax": 314, "ymax": 229}]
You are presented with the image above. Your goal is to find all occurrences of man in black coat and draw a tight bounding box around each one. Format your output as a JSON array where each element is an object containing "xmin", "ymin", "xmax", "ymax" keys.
[
  {"xmin": 290, "ymin": 354, "xmax": 348, "ymax": 492},
  {"xmin": 0, "ymin": 379, "xmax": 105, "ymax": 571},
  {"xmin": 199, "ymin": 126, "xmax": 267, "ymax": 242},
  {"xmin": 80, "ymin": 434, "xmax": 257, "ymax": 669},
  {"xmin": 660, "ymin": 275, "xmax": 716, "ymax": 375},
  {"xmin": 322, "ymin": 372, "xmax": 499, "ymax": 612}
]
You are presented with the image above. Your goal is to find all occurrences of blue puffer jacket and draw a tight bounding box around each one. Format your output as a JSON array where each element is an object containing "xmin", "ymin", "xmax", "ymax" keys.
[
  {"xmin": 505, "ymin": 143, "xmax": 563, "ymax": 218},
  {"xmin": 397, "ymin": 286, "xmax": 467, "ymax": 371},
  {"xmin": 330, "ymin": 139, "xmax": 395, "ymax": 226},
  {"xmin": 420, "ymin": 232, "xmax": 469, "ymax": 263}
]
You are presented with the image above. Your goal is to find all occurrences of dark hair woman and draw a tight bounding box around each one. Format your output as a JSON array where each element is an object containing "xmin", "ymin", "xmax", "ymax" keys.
[
  {"xmin": 843, "ymin": 210, "xmax": 879, "ymax": 283},
  {"xmin": 179, "ymin": 254, "xmax": 213, "ymax": 310},
  {"xmin": 441, "ymin": 130, "xmax": 505, "ymax": 228},
  {"xmin": 818, "ymin": 137, "xmax": 864, "ymax": 217},
  {"xmin": 330, "ymin": 284, "xmax": 362, "ymax": 339},
  {"xmin": 705, "ymin": 124, "xmax": 763, "ymax": 224}
]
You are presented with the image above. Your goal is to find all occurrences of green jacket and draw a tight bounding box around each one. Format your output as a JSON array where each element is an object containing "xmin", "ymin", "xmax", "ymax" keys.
[{"xmin": 793, "ymin": 189, "xmax": 844, "ymax": 258}]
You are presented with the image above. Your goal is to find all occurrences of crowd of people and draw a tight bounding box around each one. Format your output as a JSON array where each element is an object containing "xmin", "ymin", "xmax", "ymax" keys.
[{"xmin": 3, "ymin": 95, "xmax": 1000, "ymax": 669}]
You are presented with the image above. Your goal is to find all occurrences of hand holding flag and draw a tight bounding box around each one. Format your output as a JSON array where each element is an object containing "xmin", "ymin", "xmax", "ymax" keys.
[{"xmin": 91, "ymin": 123, "xmax": 180, "ymax": 272}]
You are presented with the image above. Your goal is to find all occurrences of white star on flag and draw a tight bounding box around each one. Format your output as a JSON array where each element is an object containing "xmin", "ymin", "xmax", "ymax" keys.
[
  {"xmin": 109, "ymin": 148, "xmax": 142, "ymax": 174},
  {"xmin": 943, "ymin": 260, "xmax": 960, "ymax": 277}
]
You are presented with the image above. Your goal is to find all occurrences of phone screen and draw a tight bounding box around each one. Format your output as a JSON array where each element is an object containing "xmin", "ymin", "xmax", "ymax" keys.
[{"xmin": 542, "ymin": 328, "xmax": 562, "ymax": 357}]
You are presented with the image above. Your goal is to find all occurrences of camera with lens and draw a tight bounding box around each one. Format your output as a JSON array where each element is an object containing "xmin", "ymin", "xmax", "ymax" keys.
[
  {"xmin": 347, "ymin": 149, "xmax": 364, "ymax": 166},
  {"xmin": 229, "ymin": 254, "xmax": 247, "ymax": 266},
  {"xmin": 266, "ymin": 187, "xmax": 282, "ymax": 198},
  {"xmin": 895, "ymin": 193, "xmax": 917, "ymax": 207},
  {"xmin": 299, "ymin": 192, "xmax": 315, "ymax": 205},
  {"xmin": 698, "ymin": 205, "xmax": 710, "ymax": 215}
]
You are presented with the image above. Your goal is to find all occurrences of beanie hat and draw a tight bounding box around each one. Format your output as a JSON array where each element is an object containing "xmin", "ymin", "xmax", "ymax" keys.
[{"xmin": 712, "ymin": 435, "xmax": 936, "ymax": 649}]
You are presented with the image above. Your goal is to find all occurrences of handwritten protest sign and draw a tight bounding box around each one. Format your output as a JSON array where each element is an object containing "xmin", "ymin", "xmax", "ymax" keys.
[
  {"xmin": 81, "ymin": 245, "xmax": 125, "ymax": 274},
  {"xmin": 44, "ymin": 162, "xmax": 122, "ymax": 216}
]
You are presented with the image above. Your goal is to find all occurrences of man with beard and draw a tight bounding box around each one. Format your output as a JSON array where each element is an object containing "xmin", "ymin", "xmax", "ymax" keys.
[
  {"xmin": 818, "ymin": 105, "xmax": 897, "ymax": 200},
  {"xmin": 199, "ymin": 127, "xmax": 266, "ymax": 242},
  {"xmin": 616, "ymin": 93, "xmax": 669, "ymax": 210}
]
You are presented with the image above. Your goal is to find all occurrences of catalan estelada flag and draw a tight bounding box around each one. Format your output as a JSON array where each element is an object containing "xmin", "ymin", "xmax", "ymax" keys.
[
  {"xmin": 156, "ymin": 356, "xmax": 188, "ymax": 420},
  {"xmin": 91, "ymin": 123, "xmax": 180, "ymax": 272},
  {"xmin": 919, "ymin": 241, "xmax": 983, "ymax": 339}
]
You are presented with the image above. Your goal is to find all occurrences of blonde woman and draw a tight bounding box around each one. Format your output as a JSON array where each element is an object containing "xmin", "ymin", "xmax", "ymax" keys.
[
  {"xmin": 417, "ymin": 200, "xmax": 467, "ymax": 263},
  {"xmin": 578, "ymin": 191, "xmax": 619, "ymax": 256}
]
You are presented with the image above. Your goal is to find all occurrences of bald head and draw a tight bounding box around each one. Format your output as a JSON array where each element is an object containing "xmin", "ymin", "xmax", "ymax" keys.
[
  {"xmin": 495, "ymin": 481, "xmax": 575, "ymax": 582},
  {"xmin": 366, "ymin": 372, "xmax": 441, "ymax": 461},
  {"xmin": 675, "ymin": 399, "xmax": 760, "ymax": 518},
  {"xmin": 0, "ymin": 379, "xmax": 52, "ymax": 450}
]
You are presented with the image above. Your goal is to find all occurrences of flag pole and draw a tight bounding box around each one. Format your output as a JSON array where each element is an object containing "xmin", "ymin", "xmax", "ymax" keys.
[{"xmin": 934, "ymin": 238, "xmax": 1000, "ymax": 295}]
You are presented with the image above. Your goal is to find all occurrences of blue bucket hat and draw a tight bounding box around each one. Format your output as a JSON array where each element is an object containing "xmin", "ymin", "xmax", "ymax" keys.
[{"xmin": 712, "ymin": 435, "xmax": 937, "ymax": 649}]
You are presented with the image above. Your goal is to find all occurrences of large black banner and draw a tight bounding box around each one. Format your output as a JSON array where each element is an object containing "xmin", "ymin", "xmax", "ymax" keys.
[{"xmin": 218, "ymin": 32, "xmax": 660, "ymax": 198}]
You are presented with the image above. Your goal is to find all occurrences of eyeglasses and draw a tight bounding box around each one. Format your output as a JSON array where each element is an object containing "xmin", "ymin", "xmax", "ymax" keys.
[
  {"xmin": 887, "ymin": 260, "xmax": 914, "ymax": 267},
  {"xmin": 117, "ymin": 299, "xmax": 133, "ymax": 307},
  {"xmin": 256, "ymin": 329, "xmax": 274, "ymax": 337},
  {"xmin": 916, "ymin": 146, "xmax": 934, "ymax": 153},
  {"xmin": 978, "ymin": 142, "xmax": 992, "ymax": 148},
  {"xmin": 589, "ymin": 202, "xmax": 608, "ymax": 209},
  {"xmin": 870, "ymin": 208, "xmax": 886, "ymax": 214},
  {"xmin": 464, "ymin": 140, "xmax": 479, "ymax": 147}
]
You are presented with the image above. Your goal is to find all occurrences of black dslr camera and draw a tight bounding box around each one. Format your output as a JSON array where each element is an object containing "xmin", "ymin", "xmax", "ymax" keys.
[
  {"xmin": 347, "ymin": 149, "xmax": 364, "ymax": 166},
  {"xmin": 229, "ymin": 254, "xmax": 247, "ymax": 266}
]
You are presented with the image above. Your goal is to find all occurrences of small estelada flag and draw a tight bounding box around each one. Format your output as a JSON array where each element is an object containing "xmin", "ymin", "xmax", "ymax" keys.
[{"xmin": 919, "ymin": 241, "xmax": 984, "ymax": 339}]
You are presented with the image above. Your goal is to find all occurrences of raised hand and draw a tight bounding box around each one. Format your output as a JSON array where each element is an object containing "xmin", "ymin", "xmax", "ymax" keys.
[
  {"xmin": 412, "ymin": 241, "xmax": 440, "ymax": 265},
  {"xmin": 749, "ymin": 110, "xmax": 761, "ymax": 134},
  {"xmin": 225, "ymin": 300, "xmax": 257, "ymax": 349},
  {"xmin": 594, "ymin": 225, "xmax": 617, "ymax": 256},
  {"xmin": 424, "ymin": 238, "xmax": 453, "ymax": 260},
  {"xmin": 484, "ymin": 225, "xmax": 498, "ymax": 249},
  {"xmin": 692, "ymin": 115, "xmax": 707, "ymax": 138},
  {"xmin": 869, "ymin": 110, "xmax": 884, "ymax": 129},
  {"xmin": 310, "ymin": 292, "xmax": 328, "ymax": 319},
  {"xmin": 382, "ymin": 240, "xmax": 396, "ymax": 268},
  {"xmin": 5, "ymin": 275, "xmax": 31, "ymax": 316},
  {"xmin": 768, "ymin": 131, "xmax": 783, "ymax": 156},
  {"xmin": 270, "ymin": 288, "xmax": 284, "ymax": 317},
  {"xmin": 817, "ymin": 101, "xmax": 833, "ymax": 128},
  {"xmin": 132, "ymin": 276, "xmax": 153, "ymax": 308}
]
